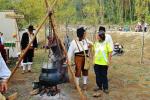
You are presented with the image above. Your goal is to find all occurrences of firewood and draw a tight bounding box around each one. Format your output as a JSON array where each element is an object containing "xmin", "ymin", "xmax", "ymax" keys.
[{"xmin": 30, "ymin": 89, "xmax": 39, "ymax": 96}]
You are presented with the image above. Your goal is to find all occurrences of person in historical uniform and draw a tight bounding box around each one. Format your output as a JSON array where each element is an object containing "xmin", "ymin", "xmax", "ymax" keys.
[
  {"xmin": 67, "ymin": 27, "xmax": 92, "ymax": 90},
  {"xmin": 21, "ymin": 25, "xmax": 38, "ymax": 74}
]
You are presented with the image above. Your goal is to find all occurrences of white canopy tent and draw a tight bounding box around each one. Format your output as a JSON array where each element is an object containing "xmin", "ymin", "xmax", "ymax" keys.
[{"xmin": 0, "ymin": 10, "xmax": 21, "ymax": 57}]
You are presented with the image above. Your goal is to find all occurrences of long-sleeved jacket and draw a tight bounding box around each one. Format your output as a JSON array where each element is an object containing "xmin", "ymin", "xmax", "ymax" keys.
[
  {"xmin": 0, "ymin": 53, "xmax": 11, "ymax": 81},
  {"xmin": 21, "ymin": 32, "xmax": 38, "ymax": 50}
]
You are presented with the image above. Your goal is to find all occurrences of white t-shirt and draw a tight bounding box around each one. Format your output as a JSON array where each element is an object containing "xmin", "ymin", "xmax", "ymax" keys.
[
  {"xmin": 105, "ymin": 34, "xmax": 114, "ymax": 49},
  {"xmin": 144, "ymin": 23, "xmax": 148, "ymax": 28},
  {"xmin": 67, "ymin": 38, "xmax": 92, "ymax": 62}
]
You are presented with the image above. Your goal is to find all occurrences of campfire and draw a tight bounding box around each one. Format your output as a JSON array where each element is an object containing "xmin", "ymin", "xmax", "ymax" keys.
[{"xmin": 32, "ymin": 82, "xmax": 60, "ymax": 96}]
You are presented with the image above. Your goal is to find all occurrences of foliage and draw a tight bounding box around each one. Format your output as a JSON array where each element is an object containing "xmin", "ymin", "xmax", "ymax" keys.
[
  {"xmin": 0, "ymin": 0, "xmax": 150, "ymax": 27},
  {"xmin": 0, "ymin": 0, "xmax": 13, "ymax": 9},
  {"xmin": 12, "ymin": 0, "xmax": 45, "ymax": 27}
]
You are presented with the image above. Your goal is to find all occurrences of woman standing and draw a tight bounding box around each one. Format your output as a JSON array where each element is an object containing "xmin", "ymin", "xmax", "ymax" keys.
[
  {"xmin": 93, "ymin": 30, "xmax": 112, "ymax": 97},
  {"xmin": 67, "ymin": 27, "xmax": 92, "ymax": 90}
]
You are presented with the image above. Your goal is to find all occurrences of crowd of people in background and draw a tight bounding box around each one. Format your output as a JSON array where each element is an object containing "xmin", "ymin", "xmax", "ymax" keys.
[
  {"xmin": 135, "ymin": 21, "xmax": 148, "ymax": 32},
  {"xmin": 118, "ymin": 21, "xmax": 149, "ymax": 32}
]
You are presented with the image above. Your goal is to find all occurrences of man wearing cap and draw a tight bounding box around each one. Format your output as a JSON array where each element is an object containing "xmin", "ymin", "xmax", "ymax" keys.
[
  {"xmin": 99, "ymin": 26, "xmax": 114, "ymax": 49},
  {"xmin": 21, "ymin": 25, "xmax": 38, "ymax": 74},
  {"xmin": 93, "ymin": 30, "xmax": 113, "ymax": 97},
  {"xmin": 67, "ymin": 27, "xmax": 92, "ymax": 90}
]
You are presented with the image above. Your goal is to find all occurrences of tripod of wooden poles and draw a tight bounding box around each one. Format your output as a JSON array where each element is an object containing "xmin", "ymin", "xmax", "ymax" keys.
[{"xmin": 8, "ymin": 0, "xmax": 86, "ymax": 99}]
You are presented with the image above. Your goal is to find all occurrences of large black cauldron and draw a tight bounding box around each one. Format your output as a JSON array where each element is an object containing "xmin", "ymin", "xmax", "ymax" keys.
[
  {"xmin": 39, "ymin": 65, "xmax": 68, "ymax": 86},
  {"xmin": 39, "ymin": 68, "xmax": 61, "ymax": 86},
  {"xmin": 32, "ymin": 37, "xmax": 69, "ymax": 96}
]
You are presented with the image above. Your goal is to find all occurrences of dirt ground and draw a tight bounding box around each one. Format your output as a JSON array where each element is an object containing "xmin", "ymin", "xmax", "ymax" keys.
[{"xmin": 5, "ymin": 31, "xmax": 150, "ymax": 100}]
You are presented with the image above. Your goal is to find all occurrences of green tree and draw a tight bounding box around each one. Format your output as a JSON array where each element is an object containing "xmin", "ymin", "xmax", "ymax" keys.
[
  {"xmin": 12, "ymin": 0, "xmax": 45, "ymax": 26},
  {"xmin": 0, "ymin": 0, "xmax": 150, "ymax": 26}
]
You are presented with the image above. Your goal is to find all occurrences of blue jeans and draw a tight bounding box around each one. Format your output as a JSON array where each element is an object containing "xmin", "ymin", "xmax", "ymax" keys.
[{"xmin": 94, "ymin": 64, "xmax": 108, "ymax": 90}]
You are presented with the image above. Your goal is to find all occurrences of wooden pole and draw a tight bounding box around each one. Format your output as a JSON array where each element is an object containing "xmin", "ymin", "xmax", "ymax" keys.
[
  {"xmin": 44, "ymin": 0, "xmax": 86, "ymax": 99},
  {"xmin": 15, "ymin": 19, "xmax": 21, "ymax": 52},
  {"xmin": 45, "ymin": 0, "xmax": 49, "ymax": 9},
  {"xmin": 140, "ymin": 31, "xmax": 144, "ymax": 64},
  {"xmin": 7, "ymin": 0, "xmax": 58, "ymax": 82},
  {"xmin": 50, "ymin": 15, "xmax": 86, "ymax": 100}
]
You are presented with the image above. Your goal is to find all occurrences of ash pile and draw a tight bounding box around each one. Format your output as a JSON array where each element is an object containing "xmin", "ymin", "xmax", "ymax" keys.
[{"xmin": 32, "ymin": 36, "xmax": 69, "ymax": 96}]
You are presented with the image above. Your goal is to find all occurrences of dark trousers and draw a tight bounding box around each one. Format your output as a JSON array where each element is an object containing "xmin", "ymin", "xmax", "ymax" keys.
[
  {"xmin": 23, "ymin": 48, "xmax": 34, "ymax": 63},
  {"xmin": 144, "ymin": 27, "xmax": 147, "ymax": 32},
  {"xmin": 94, "ymin": 64, "xmax": 108, "ymax": 90}
]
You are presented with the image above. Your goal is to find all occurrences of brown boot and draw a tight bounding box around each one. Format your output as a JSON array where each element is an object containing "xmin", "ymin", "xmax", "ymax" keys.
[
  {"xmin": 28, "ymin": 70, "xmax": 31, "ymax": 73},
  {"xmin": 93, "ymin": 87, "xmax": 102, "ymax": 92},
  {"xmin": 103, "ymin": 89, "xmax": 109, "ymax": 94},
  {"xmin": 93, "ymin": 90, "xmax": 102, "ymax": 97}
]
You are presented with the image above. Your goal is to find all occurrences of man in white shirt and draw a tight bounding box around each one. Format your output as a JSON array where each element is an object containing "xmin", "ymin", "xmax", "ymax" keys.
[
  {"xmin": 67, "ymin": 27, "xmax": 92, "ymax": 90},
  {"xmin": 0, "ymin": 52, "xmax": 11, "ymax": 99}
]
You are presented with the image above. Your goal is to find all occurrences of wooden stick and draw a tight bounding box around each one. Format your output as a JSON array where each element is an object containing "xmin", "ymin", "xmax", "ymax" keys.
[
  {"xmin": 7, "ymin": 1, "xmax": 58, "ymax": 83},
  {"xmin": 140, "ymin": 31, "xmax": 144, "ymax": 64},
  {"xmin": 45, "ymin": 0, "xmax": 57, "ymax": 12},
  {"xmin": 30, "ymin": 89, "xmax": 39, "ymax": 96},
  {"xmin": 45, "ymin": 0, "xmax": 49, "ymax": 9},
  {"xmin": 44, "ymin": 0, "xmax": 86, "ymax": 99},
  {"xmin": 15, "ymin": 19, "xmax": 21, "ymax": 52}
]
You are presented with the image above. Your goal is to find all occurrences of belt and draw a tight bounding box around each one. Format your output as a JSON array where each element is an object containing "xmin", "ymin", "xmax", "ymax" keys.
[{"xmin": 75, "ymin": 54, "xmax": 89, "ymax": 57}]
